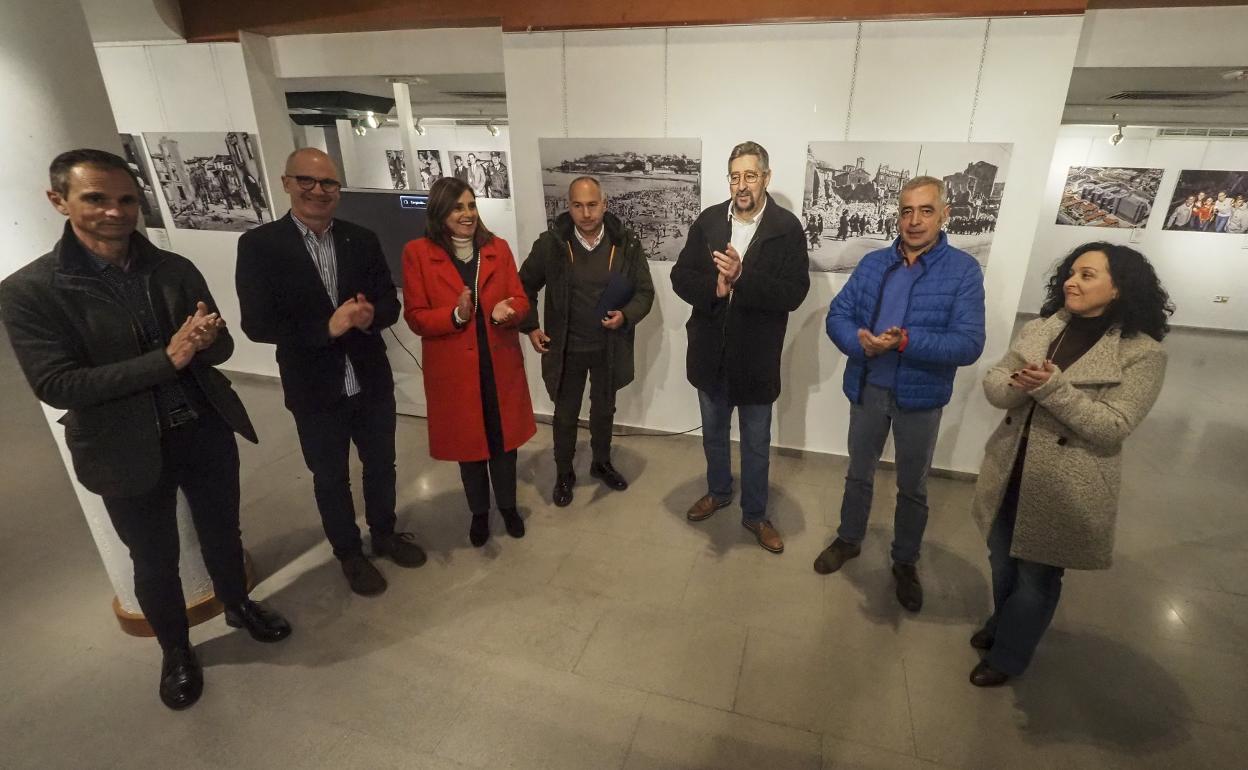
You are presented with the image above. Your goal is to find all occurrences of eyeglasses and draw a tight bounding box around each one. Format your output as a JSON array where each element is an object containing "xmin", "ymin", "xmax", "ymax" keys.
[
  {"xmin": 288, "ymin": 175, "xmax": 341, "ymax": 193},
  {"xmin": 727, "ymin": 171, "xmax": 766, "ymax": 185}
]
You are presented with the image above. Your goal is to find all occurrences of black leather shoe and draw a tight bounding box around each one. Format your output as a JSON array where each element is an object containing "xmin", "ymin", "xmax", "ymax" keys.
[
  {"xmin": 590, "ymin": 461, "xmax": 628, "ymax": 491},
  {"xmin": 969, "ymin": 660, "xmax": 1010, "ymax": 687},
  {"xmin": 159, "ymin": 645, "xmax": 203, "ymax": 711},
  {"xmin": 499, "ymin": 507, "xmax": 525, "ymax": 538},
  {"xmin": 469, "ymin": 512, "xmax": 490, "ymax": 547},
  {"xmin": 892, "ymin": 562, "xmax": 923, "ymax": 612},
  {"xmin": 224, "ymin": 599, "xmax": 292, "ymax": 643},
  {"xmin": 813, "ymin": 538, "xmax": 861, "ymax": 574},
  {"xmin": 553, "ymin": 472, "xmax": 576, "ymax": 507},
  {"xmin": 373, "ymin": 531, "xmax": 427, "ymax": 568},
  {"xmin": 341, "ymin": 553, "xmax": 387, "ymax": 596},
  {"xmin": 970, "ymin": 626, "xmax": 995, "ymax": 651}
]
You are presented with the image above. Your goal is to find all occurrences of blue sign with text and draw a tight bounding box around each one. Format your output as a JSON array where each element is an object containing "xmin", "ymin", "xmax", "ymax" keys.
[{"xmin": 399, "ymin": 195, "xmax": 428, "ymax": 210}]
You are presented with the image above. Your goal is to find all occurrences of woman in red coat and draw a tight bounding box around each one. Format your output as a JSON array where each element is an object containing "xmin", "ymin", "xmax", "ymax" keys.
[{"xmin": 403, "ymin": 177, "xmax": 536, "ymax": 546}]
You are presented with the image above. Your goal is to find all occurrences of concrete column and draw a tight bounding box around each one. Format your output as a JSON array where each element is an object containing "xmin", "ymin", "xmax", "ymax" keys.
[
  {"xmin": 0, "ymin": 0, "xmax": 225, "ymax": 636},
  {"xmin": 393, "ymin": 81, "xmax": 417, "ymax": 191}
]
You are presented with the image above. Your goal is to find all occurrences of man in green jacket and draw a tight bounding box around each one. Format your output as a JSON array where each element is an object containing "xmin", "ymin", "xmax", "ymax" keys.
[{"xmin": 519, "ymin": 177, "xmax": 655, "ymax": 506}]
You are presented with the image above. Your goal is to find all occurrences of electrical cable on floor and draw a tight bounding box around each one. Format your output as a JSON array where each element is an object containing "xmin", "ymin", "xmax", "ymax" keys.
[{"xmin": 386, "ymin": 328, "xmax": 701, "ymax": 437}]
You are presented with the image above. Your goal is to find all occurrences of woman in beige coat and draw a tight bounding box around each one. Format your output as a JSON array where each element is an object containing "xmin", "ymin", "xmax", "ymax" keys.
[{"xmin": 968, "ymin": 242, "xmax": 1173, "ymax": 687}]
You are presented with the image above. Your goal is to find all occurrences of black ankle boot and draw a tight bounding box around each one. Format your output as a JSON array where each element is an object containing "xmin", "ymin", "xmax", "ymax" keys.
[
  {"xmin": 469, "ymin": 512, "xmax": 490, "ymax": 547},
  {"xmin": 499, "ymin": 507, "xmax": 525, "ymax": 538}
]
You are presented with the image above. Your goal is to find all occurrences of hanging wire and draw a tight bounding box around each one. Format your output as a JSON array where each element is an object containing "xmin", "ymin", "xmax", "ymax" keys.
[
  {"xmin": 561, "ymin": 32, "xmax": 570, "ymax": 137},
  {"xmin": 844, "ymin": 22, "xmax": 863, "ymax": 141},
  {"xmin": 663, "ymin": 27, "xmax": 670, "ymax": 138},
  {"xmin": 967, "ymin": 19, "xmax": 992, "ymax": 142}
]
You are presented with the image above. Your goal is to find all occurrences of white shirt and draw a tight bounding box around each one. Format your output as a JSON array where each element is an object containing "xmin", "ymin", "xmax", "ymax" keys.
[
  {"xmin": 727, "ymin": 195, "xmax": 767, "ymax": 262},
  {"xmin": 574, "ymin": 224, "xmax": 605, "ymax": 253}
]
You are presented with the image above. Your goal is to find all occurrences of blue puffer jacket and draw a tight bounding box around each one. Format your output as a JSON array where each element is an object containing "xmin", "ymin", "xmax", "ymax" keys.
[{"xmin": 826, "ymin": 233, "xmax": 985, "ymax": 410}]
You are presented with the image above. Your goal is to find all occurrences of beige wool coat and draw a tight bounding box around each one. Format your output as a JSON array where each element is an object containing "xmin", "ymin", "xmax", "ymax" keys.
[{"xmin": 971, "ymin": 311, "xmax": 1167, "ymax": 570}]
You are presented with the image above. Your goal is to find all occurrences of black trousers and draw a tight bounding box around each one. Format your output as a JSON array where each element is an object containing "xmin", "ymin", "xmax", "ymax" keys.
[
  {"xmin": 102, "ymin": 411, "xmax": 247, "ymax": 651},
  {"xmin": 292, "ymin": 391, "xmax": 398, "ymax": 560},
  {"xmin": 459, "ymin": 450, "xmax": 518, "ymax": 515},
  {"xmin": 552, "ymin": 348, "xmax": 615, "ymax": 475}
]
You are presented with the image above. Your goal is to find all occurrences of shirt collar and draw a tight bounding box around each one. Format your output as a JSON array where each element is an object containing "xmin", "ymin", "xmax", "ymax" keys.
[
  {"xmin": 729, "ymin": 195, "xmax": 767, "ymax": 226},
  {"xmin": 574, "ymin": 224, "xmax": 606, "ymax": 252},
  {"xmin": 292, "ymin": 213, "xmax": 334, "ymax": 239}
]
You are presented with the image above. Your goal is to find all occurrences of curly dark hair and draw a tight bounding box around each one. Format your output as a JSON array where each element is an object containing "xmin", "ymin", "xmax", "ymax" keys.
[
  {"xmin": 424, "ymin": 176, "xmax": 493, "ymax": 258},
  {"xmin": 1040, "ymin": 241, "xmax": 1174, "ymax": 341}
]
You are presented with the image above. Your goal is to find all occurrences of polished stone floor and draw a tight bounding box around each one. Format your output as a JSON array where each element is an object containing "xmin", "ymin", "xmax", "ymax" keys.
[{"xmin": 1, "ymin": 322, "xmax": 1246, "ymax": 770}]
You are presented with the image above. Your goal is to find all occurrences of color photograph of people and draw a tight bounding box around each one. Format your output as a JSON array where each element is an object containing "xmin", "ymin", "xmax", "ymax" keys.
[{"xmin": 1162, "ymin": 169, "xmax": 1248, "ymax": 233}]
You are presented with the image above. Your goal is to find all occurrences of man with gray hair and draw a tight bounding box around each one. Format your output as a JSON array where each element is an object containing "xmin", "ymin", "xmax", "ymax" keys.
[
  {"xmin": 818, "ymin": 176, "xmax": 985, "ymax": 612},
  {"xmin": 519, "ymin": 176, "xmax": 655, "ymax": 506},
  {"xmin": 672, "ymin": 141, "xmax": 809, "ymax": 554}
]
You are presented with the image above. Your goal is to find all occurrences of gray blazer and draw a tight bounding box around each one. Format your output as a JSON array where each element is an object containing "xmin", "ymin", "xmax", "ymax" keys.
[{"xmin": 971, "ymin": 311, "xmax": 1167, "ymax": 570}]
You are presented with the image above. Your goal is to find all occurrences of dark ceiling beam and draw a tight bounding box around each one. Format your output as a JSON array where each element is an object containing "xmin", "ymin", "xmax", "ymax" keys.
[{"xmin": 179, "ymin": 0, "xmax": 1091, "ymax": 43}]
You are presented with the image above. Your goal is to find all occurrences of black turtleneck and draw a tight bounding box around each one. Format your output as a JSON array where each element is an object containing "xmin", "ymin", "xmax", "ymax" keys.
[{"xmin": 1046, "ymin": 312, "xmax": 1114, "ymax": 370}]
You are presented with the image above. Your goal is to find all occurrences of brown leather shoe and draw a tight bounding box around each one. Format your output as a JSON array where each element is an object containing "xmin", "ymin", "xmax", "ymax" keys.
[
  {"xmin": 742, "ymin": 519, "xmax": 784, "ymax": 553},
  {"xmin": 687, "ymin": 494, "xmax": 731, "ymax": 522}
]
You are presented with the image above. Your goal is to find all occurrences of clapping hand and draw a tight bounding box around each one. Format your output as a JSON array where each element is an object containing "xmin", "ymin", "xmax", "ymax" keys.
[
  {"xmin": 857, "ymin": 326, "xmax": 902, "ymax": 357},
  {"xmin": 1009, "ymin": 361, "xmax": 1056, "ymax": 392},
  {"xmin": 491, "ymin": 297, "xmax": 516, "ymax": 325}
]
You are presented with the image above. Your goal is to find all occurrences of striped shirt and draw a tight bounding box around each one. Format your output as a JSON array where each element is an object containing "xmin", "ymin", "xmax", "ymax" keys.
[{"xmin": 292, "ymin": 215, "xmax": 360, "ymax": 397}]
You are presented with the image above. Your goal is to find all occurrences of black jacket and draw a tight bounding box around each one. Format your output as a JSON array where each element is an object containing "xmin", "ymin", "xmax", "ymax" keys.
[
  {"xmin": 0, "ymin": 223, "xmax": 256, "ymax": 498},
  {"xmin": 670, "ymin": 197, "xmax": 810, "ymax": 405},
  {"xmin": 235, "ymin": 213, "xmax": 400, "ymax": 414},
  {"xmin": 518, "ymin": 211, "xmax": 655, "ymax": 400}
]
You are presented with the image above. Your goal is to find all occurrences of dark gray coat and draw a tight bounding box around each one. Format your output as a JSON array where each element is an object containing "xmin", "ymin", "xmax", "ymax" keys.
[
  {"xmin": 518, "ymin": 211, "xmax": 655, "ymax": 400},
  {"xmin": 0, "ymin": 224, "xmax": 256, "ymax": 498}
]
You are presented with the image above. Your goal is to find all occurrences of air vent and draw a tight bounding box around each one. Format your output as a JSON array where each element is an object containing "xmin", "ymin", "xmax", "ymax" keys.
[
  {"xmin": 443, "ymin": 91, "xmax": 508, "ymax": 101},
  {"xmin": 1107, "ymin": 90, "xmax": 1242, "ymax": 102},
  {"xmin": 1156, "ymin": 127, "xmax": 1248, "ymax": 138}
]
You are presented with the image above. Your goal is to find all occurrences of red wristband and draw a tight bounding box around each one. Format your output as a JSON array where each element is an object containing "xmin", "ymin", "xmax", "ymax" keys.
[{"xmin": 897, "ymin": 328, "xmax": 909, "ymax": 353}]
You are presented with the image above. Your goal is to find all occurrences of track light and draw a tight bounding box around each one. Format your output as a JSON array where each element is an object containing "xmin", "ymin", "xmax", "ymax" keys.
[
  {"xmin": 353, "ymin": 122, "xmax": 367, "ymax": 137},
  {"xmin": 364, "ymin": 111, "xmax": 381, "ymax": 130},
  {"xmin": 486, "ymin": 122, "xmax": 499, "ymax": 137},
  {"xmin": 1108, "ymin": 113, "xmax": 1125, "ymax": 146},
  {"xmin": 413, "ymin": 118, "xmax": 426, "ymax": 136}
]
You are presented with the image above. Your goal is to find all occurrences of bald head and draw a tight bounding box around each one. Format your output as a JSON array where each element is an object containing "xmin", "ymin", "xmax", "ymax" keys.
[
  {"xmin": 568, "ymin": 176, "xmax": 604, "ymax": 201},
  {"xmin": 568, "ymin": 176, "xmax": 607, "ymax": 239},
  {"xmin": 282, "ymin": 147, "xmax": 342, "ymax": 231}
]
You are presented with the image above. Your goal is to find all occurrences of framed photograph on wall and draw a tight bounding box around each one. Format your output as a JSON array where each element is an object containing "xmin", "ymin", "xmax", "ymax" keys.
[
  {"xmin": 142, "ymin": 131, "xmax": 272, "ymax": 232},
  {"xmin": 1056, "ymin": 166, "xmax": 1163, "ymax": 228},
  {"xmin": 803, "ymin": 141, "xmax": 1013, "ymax": 273},
  {"xmin": 119, "ymin": 134, "xmax": 165, "ymax": 230},
  {"xmin": 449, "ymin": 150, "xmax": 510, "ymax": 199},
  {"xmin": 415, "ymin": 150, "xmax": 444, "ymax": 190},
  {"xmin": 1161, "ymin": 170, "xmax": 1248, "ymax": 233},
  {"xmin": 538, "ymin": 138, "xmax": 702, "ymax": 262},
  {"xmin": 385, "ymin": 149, "xmax": 408, "ymax": 190}
]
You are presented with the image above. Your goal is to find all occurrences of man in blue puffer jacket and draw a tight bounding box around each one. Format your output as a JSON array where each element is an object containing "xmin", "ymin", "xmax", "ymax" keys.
[{"xmin": 815, "ymin": 176, "xmax": 985, "ymax": 613}]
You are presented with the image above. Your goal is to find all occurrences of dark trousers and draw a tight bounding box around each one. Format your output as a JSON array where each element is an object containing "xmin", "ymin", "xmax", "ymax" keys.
[
  {"xmin": 459, "ymin": 450, "xmax": 518, "ymax": 514},
  {"xmin": 292, "ymin": 391, "xmax": 398, "ymax": 560},
  {"xmin": 837, "ymin": 384, "xmax": 942, "ymax": 565},
  {"xmin": 984, "ymin": 467, "xmax": 1065, "ymax": 676},
  {"xmin": 552, "ymin": 348, "xmax": 615, "ymax": 475},
  {"xmin": 102, "ymin": 411, "xmax": 247, "ymax": 651}
]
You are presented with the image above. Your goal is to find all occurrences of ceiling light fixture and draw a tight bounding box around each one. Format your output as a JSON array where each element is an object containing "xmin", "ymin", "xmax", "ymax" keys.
[
  {"xmin": 413, "ymin": 117, "xmax": 426, "ymax": 136},
  {"xmin": 353, "ymin": 122, "xmax": 367, "ymax": 137},
  {"xmin": 486, "ymin": 121, "xmax": 500, "ymax": 137},
  {"xmin": 1108, "ymin": 113, "xmax": 1125, "ymax": 146},
  {"xmin": 364, "ymin": 111, "xmax": 381, "ymax": 130}
]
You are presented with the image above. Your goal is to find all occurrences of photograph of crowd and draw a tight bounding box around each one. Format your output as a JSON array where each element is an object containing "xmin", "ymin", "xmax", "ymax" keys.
[
  {"xmin": 1161, "ymin": 169, "xmax": 1248, "ymax": 234},
  {"xmin": 385, "ymin": 149, "xmax": 408, "ymax": 190},
  {"xmin": 1056, "ymin": 166, "xmax": 1162, "ymax": 228},
  {"xmin": 143, "ymin": 131, "xmax": 272, "ymax": 232},
  {"xmin": 539, "ymin": 138, "xmax": 701, "ymax": 262},
  {"xmin": 450, "ymin": 150, "xmax": 511, "ymax": 199},
  {"xmin": 415, "ymin": 150, "xmax": 444, "ymax": 190},
  {"xmin": 803, "ymin": 141, "xmax": 1012, "ymax": 272},
  {"xmin": 119, "ymin": 134, "xmax": 165, "ymax": 230}
]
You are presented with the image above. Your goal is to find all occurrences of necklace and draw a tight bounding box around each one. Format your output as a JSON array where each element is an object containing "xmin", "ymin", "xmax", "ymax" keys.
[{"xmin": 1049, "ymin": 324, "xmax": 1070, "ymax": 363}]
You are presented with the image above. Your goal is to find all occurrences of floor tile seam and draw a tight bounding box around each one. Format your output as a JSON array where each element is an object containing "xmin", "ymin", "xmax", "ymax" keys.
[
  {"xmin": 729, "ymin": 625, "xmax": 753, "ymax": 713},
  {"xmin": 900, "ymin": 655, "xmax": 922, "ymax": 761}
]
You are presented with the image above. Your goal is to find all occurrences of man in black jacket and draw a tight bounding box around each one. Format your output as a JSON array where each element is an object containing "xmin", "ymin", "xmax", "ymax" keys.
[
  {"xmin": 0, "ymin": 149, "xmax": 291, "ymax": 711},
  {"xmin": 671, "ymin": 141, "xmax": 810, "ymax": 554},
  {"xmin": 236, "ymin": 148, "xmax": 425, "ymax": 597},
  {"xmin": 519, "ymin": 176, "xmax": 655, "ymax": 506}
]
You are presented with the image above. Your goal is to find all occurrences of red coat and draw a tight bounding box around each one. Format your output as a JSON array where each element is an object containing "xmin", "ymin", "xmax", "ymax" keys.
[{"xmin": 402, "ymin": 236, "xmax": 536, "ymax": 462}]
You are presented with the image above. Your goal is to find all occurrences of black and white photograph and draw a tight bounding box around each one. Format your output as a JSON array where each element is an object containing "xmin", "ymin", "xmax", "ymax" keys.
[
  {"xmin": 1056, "ymin": 166, "xmax": 1163, "ymax": 228},
  {"xmin": 1161, "ymin": 169, "xmax": 1248, "ymax": 234},
  {"xmin": 803, "ymin": 141, "xmax": 1013, "ymax": 272},
  {"xmin": 539, "ymin": 137, "xmax": 701, "ymax": 262},
  {"xmin": 385, "ymin": 149, "xmax": 408, "ymax": 190},
  {"xmin": 142, "ymin": 131, "xmax": 272, "ymax": 232},
  {"xmin": 415, "ymin": 149, "xmax": 444, "ymax": 190},
  {"xmin": 119, "ymin": 134, "xmax": 165, "ymax": 230},
  {"xmin": 449, "ymin": 149, "xmax": 510, "ymax": 199}
]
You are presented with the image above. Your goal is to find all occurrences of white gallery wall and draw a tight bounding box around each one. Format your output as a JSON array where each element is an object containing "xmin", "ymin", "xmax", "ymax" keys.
[
  {"xmin": 1021, "ymin": 125, "xmax": 1248, "ymax": 331},
  {"xmin": 505, "ymin": 17, "xmax": 1084, "ymax": 474}
]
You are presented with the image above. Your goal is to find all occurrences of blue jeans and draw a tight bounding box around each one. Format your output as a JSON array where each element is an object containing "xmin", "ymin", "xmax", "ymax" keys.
[
  {"xmin": 984, "ymin": 475, "xmax": 1064, "ymax": 676},
  {"xmin": 697, "ymin": 383, "xmax": 772, "ymax": 523},
  {"xmin": 837, "ymin": 384, "xmax": 941, "ymax": 564}
]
